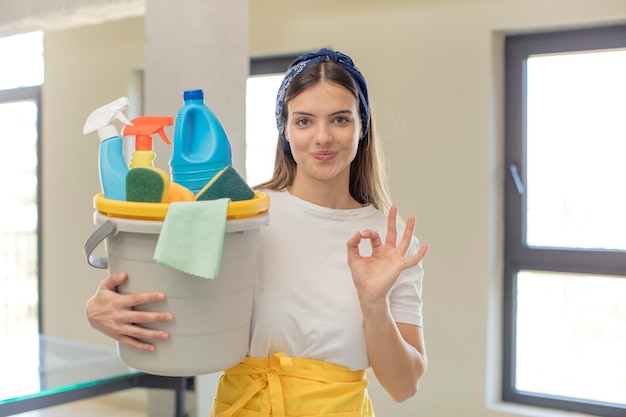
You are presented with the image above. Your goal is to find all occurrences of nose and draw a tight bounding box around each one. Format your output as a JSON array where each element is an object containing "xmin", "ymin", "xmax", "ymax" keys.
[{"xmin": 315, "ymin": 122, "xmax": 333, "ymax": 145}]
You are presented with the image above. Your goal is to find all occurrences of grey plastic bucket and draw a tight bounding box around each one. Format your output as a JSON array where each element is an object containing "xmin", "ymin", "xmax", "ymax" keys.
[{"xmin": 84, "ymin": 206, "xmax": 268, "ymax": 376}]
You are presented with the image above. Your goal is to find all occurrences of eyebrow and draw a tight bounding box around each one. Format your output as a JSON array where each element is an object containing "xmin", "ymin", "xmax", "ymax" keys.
[{"xmin": 290, "ymin": 109, "xmax": 354, "ymax": 117}]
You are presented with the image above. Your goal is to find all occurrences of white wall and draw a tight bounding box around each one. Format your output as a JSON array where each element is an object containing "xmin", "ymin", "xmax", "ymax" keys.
[
  {"xmin": 41, "ymin": 16, "xmax": 145, "ymax": 345},
  {"xmin": 30, "ymin": 1, "xmax": 626, "ymax": 417}
]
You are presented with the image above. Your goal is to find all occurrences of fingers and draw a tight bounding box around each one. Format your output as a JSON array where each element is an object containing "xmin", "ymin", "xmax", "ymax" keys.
[
  {"xmin": 110, "ymin": 291, "xmax": 173, "ymax": 324},
  {"xmin": 123, "ymin": 291, "xmax": 167, "ymax": 309},
  {"xmin": 116, "ymin": 320, "xmax": 171, "ymax": 350},
  {"xmin": 100, "ymin": 306, "xmax": 172, "ymax": 352},
  {"xmin": 89, "ymin": 272, "xmax": 173, "ymax": 352},
  {"xmin": 385, "ymin": 205, "xmax": 418, "ymax": 255},
  {"xmin": 101, "ymin": 273, "xmax": 166, "ymax": 309},
  {"xmin": 385, "ymin": 206, "xmax": 429, "ymax": 267},
  {"xmin": 125, "ymin": 309, "xmax": 174, "ymax": 325},
  {"xmin": 347, "ymin": 230, "xmax": 362, "ymax": 248},
  {"xmin": 100, "ymin": 272, "xmax": 128, "ymax": 291},
  {"xmin": 397, "ymin": 215, "xmax": 416, "ymax": 255},
  {"xmin": 113, "ymin": 325, "xmax": 169, "ymax": 352},
  {"xmin": 385, "ymin": 205, "xmax": 399, "ymax": 246},
  {"xmin": 366, "ymin": 229, "xmax": 384, "ymax": 247},
  {"xmin": 107, "ymin": 308, "xmax": 172, "ymax": 348},
  {"xmin": 406, "ymin": 243, "xmax": 430, "ymax": 268},
  {"xmin": 347, "ymin": 229, "xmax": 383, "ymax": 249},
  {"xmin": 117, "ymin": 335, "xmax": 158, "ymax": 352}
]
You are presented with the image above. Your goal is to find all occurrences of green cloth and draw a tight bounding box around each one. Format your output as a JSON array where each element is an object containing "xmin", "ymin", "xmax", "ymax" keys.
[{"xmin": 154, "ymin": 199, "xmax": 229, "ymax": 279}]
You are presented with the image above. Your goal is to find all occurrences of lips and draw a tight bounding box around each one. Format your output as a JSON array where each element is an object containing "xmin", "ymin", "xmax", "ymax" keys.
[{"xmin": 311, "ymin": 151, "xmax": 336, "ymax": 161}]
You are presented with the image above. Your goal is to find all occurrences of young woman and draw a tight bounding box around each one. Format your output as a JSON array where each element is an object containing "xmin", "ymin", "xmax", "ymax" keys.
[{"xmin": 87, "ymin": 48, "xmax": 429, "ymax": 416}]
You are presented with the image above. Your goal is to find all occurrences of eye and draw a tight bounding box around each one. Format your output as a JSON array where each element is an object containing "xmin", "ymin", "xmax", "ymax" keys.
[
  {"xmin": 334, "ymin": 115, "xmax": 351, "ymax": 125},
  {"xmin": 295, "ymin": 118, "xmax": 310, "ymax": 127}
]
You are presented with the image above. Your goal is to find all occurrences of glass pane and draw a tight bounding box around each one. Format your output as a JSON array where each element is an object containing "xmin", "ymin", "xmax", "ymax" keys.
[
  {"xmin": 0, "ymin": 31, "xmax": 44, "ymax": 89},
  {"xmin": 515, "ymin": 270, "xmax": 626, "ymax": 405},
  {"xmin": 0, "ymin": 100, "xmax": 39, "ymax": 337},
  {"xmin": 526, "ymin": 50, "xmax": 626, "ymax": 250},
  {"xmin": 0, "ymin": 334, "xmax": 140, "ymax": 404},
  {"xmin": 245, "ymin": 74, "xmax": 283, "ymax": 186}
]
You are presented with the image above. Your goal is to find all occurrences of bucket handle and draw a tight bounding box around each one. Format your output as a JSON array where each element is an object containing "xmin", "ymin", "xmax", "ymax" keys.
[{"xmin": 84, "ymin": 219, "xmax": 118, "ymax": 269}]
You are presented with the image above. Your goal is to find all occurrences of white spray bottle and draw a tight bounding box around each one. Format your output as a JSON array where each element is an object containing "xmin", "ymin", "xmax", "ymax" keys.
[{"xmin": 83, "ymin": 97, "xmax": 133, "ymax": 201}]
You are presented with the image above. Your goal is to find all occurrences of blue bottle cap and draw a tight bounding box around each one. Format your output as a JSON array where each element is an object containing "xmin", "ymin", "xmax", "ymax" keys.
[{"xmin": 184, "ymin": 89, "xmax": 204, "ymax": 101}]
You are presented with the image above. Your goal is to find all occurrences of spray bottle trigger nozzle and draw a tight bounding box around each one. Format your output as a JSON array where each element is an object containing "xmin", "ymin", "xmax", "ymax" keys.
[
  {"xmin": 122, "ymin": 116, "xmax": 174, "ymax": 150},
  {"xmin": 155, "ymin": 127, "xmax": 171, "ymax": 145},
  {"xmin": 83, "ymin": 97, "xmax": 132, "ymax": 139},
  {"xmin": 115, "ymin": 111, "xmax": 132, "ymax": 127}
]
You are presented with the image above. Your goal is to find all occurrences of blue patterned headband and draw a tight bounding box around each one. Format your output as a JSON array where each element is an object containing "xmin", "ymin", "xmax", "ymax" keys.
[{"xmin": 275, "ymin": 48, "xmax": 370, "ymax": 152}]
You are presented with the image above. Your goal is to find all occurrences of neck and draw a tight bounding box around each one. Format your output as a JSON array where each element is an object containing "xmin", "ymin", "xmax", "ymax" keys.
[{"xmin": 289, "ymin": 175, "xmax": 361, "ymax": 209}]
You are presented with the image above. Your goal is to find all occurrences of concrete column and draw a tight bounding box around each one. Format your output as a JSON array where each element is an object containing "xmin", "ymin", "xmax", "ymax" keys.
[
  {"xmin": 143, "ymin": 2, "xmax": 249, "ymax": 415},
  {"xmin": 144, "ymin": 0, "xmax": 249, "ymax": 176}
]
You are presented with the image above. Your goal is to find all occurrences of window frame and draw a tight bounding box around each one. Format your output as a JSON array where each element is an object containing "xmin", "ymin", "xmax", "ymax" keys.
[
  {"xmin": 0, "ymin": 85, "xmax": 43, "ymax": 333},
  {"xmin": 246, "ymin": 52, "xmax": 303, "ymax": 184},
  {"xmin": 250, "ymin": 53, "xmax": 301, "ymax": 77},
  {"xmin": 503, "ymin": 24, "xmax": 626, "ymax": 417}
]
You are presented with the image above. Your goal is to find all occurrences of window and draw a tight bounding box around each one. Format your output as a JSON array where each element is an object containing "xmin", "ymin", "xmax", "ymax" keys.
[
  {"xmin": 504, "ymin": 25, "xmax": 626, "ymax": 417},
  {"xmin": 246, "ymin": 54, "xmax": 300, "ymax": 186},
  {"xmin": 0, "ymin": 31, "xmax": 44, "ymax": 338}
]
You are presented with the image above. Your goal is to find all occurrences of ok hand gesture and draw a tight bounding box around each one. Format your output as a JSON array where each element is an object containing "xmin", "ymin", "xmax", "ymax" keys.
[{"xmin": 347, "ymin": 205, "xmax": 429, "ymax": 306}]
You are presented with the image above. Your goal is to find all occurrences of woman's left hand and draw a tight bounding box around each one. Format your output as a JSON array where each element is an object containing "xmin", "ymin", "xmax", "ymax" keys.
[{"xmin": 347, "ymin": 205, "xmax": 429, "ymax": 305}]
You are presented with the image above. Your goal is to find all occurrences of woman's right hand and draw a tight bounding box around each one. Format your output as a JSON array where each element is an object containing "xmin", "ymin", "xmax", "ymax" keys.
[{"xmin": 86, "ymin": 272, "xmax": 173, "ymax": 352}]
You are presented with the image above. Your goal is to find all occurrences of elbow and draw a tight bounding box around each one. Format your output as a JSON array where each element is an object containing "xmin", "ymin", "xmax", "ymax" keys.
[
  {"xmin": 390, "ymin": 360, "xmax": 427, "ymax": 402},
  {"xmin": 390, "ymin": 382, "xmax": 419, "ymax": 403}
]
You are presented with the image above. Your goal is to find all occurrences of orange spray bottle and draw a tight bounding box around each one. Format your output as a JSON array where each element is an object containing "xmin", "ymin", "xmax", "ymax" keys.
[
  {"xmin": 122, "ymin": 116, "xmax": 173, "ymax": 168},
  {"xmin": 122, "ymin": 116, "xmax": 194, "ymax": 202}
]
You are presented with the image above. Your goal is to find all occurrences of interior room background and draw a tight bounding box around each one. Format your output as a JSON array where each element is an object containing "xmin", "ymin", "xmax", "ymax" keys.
[{"xmin": 1, "ymin": 1, "xmax": 625, "ymax": 417}]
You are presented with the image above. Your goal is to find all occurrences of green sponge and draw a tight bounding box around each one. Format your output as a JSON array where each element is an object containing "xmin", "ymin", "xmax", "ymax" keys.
[
  {"xmin": 195, "ymin": 166, "xmax": 255, "ymax": 202},
  {"xmin": 126, "ymin": 166, "xmax": 170, "ymax": 203}
]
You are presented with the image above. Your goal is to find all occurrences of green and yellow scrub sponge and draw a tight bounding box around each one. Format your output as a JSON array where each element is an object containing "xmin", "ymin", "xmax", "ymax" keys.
[
  {"xmin": 126, "ymin": 166, "xmax": 170, "ymax": 203},
  {"xmin": 195, "ymin": 166, "xmax": 255, "ymax": 202}
]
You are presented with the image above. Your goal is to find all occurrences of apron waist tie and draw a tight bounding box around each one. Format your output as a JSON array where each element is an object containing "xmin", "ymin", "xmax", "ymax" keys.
[{"xmin": 214, "ymin": 352, "xmax": 372, "ymax": 417}]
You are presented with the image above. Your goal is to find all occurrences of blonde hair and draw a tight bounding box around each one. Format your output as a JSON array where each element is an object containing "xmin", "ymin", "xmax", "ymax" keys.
[{"xmin": 255, "ymin": 61, "xmax": 392, "ymax": 213}]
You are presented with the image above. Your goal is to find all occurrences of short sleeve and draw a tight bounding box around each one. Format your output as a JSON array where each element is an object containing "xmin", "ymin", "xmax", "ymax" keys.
[{"xmin": 389, "ymin": 236, "xmax": 424, "ymax": 327}]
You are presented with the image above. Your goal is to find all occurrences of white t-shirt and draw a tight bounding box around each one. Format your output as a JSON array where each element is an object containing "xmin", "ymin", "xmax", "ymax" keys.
[{"xmin": 248, "ymin": 189, "xmax": 424, "ymax": 371}]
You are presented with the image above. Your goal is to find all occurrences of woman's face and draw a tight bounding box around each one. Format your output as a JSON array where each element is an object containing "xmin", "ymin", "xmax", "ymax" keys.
[{"xmin": 285, "ymin": 80, "xmax": 362, "ymax": 185}]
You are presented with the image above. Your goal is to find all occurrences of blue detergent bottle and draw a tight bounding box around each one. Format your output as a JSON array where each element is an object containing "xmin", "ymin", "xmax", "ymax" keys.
[
  {"xmin": 170, "ymin": 89, "xmax": 233, "ymax": 194},
  {"xmin": 83, "ymin": 97, "xmax": 132, "ymax": 201}
]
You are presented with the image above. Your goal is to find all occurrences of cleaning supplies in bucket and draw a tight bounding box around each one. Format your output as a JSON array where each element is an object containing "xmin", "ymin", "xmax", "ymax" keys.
[
  {"xmin": 195, "ymin": 166, "xmax": 256, "ymax": 202},
  {"xmin": 170, "ymin": 89, "xmax": 233, "ymax": 194},
  {"xmin": 84, "ymin": 92, "xmax": 269, "ymax": 376},
  {"xmin": 122, "ymin": 116, "xmax": 175, "ymax": 203},
  {"xmin": 83, "ymin": 97, "xmax": 132, "ymax": 201},
  {"xmin": 153, "ymin": 199, "xmax": 229, "ymax": 279},
  {"xmin": 126, "ymin": 167, "xmax": 171, "ymax": 203},
  {"xmin": 85, "ymin": 194, "xmax": 269, "ymax": 376},
  {"xmin": 83, "ymin": 91, "xmax": 243, "ymax": 204},
  {"xmin": 123, "ymin": 116, "xmax": 173, "ymax": 168}
]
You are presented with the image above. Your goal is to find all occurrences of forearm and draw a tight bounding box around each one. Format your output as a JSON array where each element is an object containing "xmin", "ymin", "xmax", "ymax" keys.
[
  {"xmin": 362, "ymin": 297, "xmax": 427, "ymax": 402},
  {"xmin": 346, "ymin": 206, "xmax": 429, "ymax": 400}
]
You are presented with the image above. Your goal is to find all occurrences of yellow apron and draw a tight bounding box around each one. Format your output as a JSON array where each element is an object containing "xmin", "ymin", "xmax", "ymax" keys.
[{"xmin": 211, "ymin": 352, "xmax": 374, "ymax": 417}]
